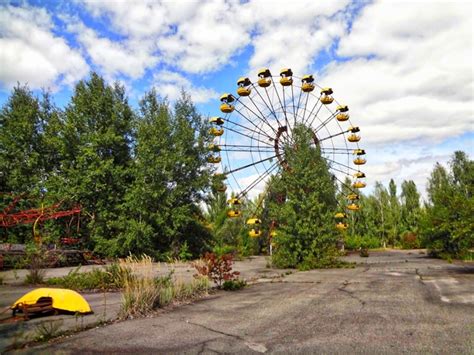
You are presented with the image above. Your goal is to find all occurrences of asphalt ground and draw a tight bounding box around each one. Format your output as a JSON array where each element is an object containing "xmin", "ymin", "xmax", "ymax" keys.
[{"xmin": 12, "ymin": 250, "xmax": 473, "ymax": 354}]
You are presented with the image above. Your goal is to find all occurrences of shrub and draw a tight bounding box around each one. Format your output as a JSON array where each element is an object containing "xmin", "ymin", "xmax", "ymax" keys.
[
  {"xmin": 193, "ymin": 252, "xmax": 240, "ymax": 288},
  {"xmin": 222, "ymin": 279, "xmax": 246, "ymax": 291},
  {"xmin": 399, "ymin": 231, "xmax": 420, "ymax": 249},
  {"xmin": 46, "ymin": 263, "xmax": 126, "ymax": 290},
  {"xmin": 344, "ymin": 235, "xmax": 381, "ymax": 250}
]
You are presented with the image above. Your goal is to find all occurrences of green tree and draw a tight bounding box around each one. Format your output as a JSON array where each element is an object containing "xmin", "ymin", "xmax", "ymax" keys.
[
  {"xmin": 400, "ymin": 180, "xmax": 421, "ymax": 232},
  {"xmin": 0, "ymin": 85, "xmax": 42, "ymax": 194},
  {"xmin": 422, "ymin": 152, "xmax": 474, "ymax": 258},
  {"xmin": 270, "ymin": 125, "xmax": 338, "ymax": 269},
  {"xmin": 54, "ymin": 74, "xmax": 134, "ymax": 255},
  {"xmin": 117, "ymin": 90, "xmax": 212, "ymax": 257}
]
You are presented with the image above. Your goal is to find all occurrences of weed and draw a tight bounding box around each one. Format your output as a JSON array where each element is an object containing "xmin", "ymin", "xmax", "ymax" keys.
[
  {"xmin": 119, "ymin": 254, "xmax": 210, "ymax": 318},
  {"xmin": 222, "ymin": 278, "xmax": 246, "ymax": 291},
  {"xmin": 193, "ymin": 252, "xmax": 239, "ymax": 288},
  {"xmin": 46, "ymin": 263, "xmax": 126, "ymax": 290},
  {"xmin": 34, "ymin": 320, "xmax": 64, "ymax": 342}
]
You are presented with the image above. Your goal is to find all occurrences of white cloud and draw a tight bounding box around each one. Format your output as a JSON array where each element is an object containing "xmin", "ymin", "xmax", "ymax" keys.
[
  {"xmin": 0, "ymin": 5, "xmax": 89, "ymax": 91},
  {"xmin": 66, "ymin": 20, "xmax": 158, "ymax": 80},
  {"xmin": 151, "ymin": 70, "xmax": 218, "ymax": 104}
]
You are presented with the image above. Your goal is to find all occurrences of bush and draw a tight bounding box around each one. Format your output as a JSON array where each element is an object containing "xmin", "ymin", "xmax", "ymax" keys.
[
  {"xmin": 222, "ymin": 279, "xmax": 246, "ymax": 291},
  {"xmin": 193, "ymin": 252, "xmax": 240, "ymax": 288},
  {"xmin": 399, "ymin": 231, "xmax": 420, "ymax": 249},
  {"xmin": 46, "ymin": 263, "xmax": 126, "ymax": 290},
  {"xmin": 344, "ymin": 235, "xmax": 381, "ymax": 250}
]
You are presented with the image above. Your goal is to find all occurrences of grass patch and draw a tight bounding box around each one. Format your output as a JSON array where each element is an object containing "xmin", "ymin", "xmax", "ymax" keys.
[
  {"xmin": 46, "ymin": 263, "xmax": 125, "ymax": 291},
  {"xmin": 222, "ymin": 279, "xmax": 246, "ymax": 291},
  {"xmin": 119, "ymin": 255, "xmax": 210, "ymax": 319}
]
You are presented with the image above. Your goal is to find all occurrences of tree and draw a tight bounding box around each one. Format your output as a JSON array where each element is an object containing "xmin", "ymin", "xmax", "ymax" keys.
[
  {"xmin": 55, "ymin": 74, "xmax": 134, "ymax": 255},
  {"xmin": 422, "ymin": 152, "xmax": 474, "ymax": 258},
  {"xmin": 400, "ymin": 180, "xmax": 421, "ymax": 232},
  {"xmin": 269, "ymin": 125, "xmax": 338, "ymax": 269},
  {"xmin": 117, "ymin": 90, "xmax": 213, "ymax": 257},
  {"xmin": 0, "ymin": 85, "xmax": 42, "ymax": 194}
]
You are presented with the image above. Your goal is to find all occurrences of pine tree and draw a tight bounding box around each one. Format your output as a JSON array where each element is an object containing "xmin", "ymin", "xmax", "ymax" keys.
[{"xmin": 270, "ymin": 124, "xmax": 338, "ymax": 269}]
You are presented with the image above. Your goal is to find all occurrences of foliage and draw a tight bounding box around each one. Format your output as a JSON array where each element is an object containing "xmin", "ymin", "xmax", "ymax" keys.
[
  {"xmin": 193, "ymin": 252, "xmax": 240, "ymax": 287},
  {"xmin": 268, "ymin": 125, "xmax": 339, "ymax": 269},
  {"xmin": 34, "ymin": 320, "xmax": 64, "ymax": 342},
  {"xmin": 23, "ymin": 245, "xmax": 47, "ymax": 285},
  {"xmin": 119, "ymin": 254, "xmax": 209, "ymax": 318},
  {"xmin": 421, "ymin": 151, "xmax": 474, "ymax": 259},
  {"xmin": 46, "ymin": 263, "xmax": 126, "ymax": 290},
  {"xmin": 222, "ymin": 278, "xmax": 247, "ymax": 291},
  {"xmin": 344, "ymin": 235, "xmax": 381, "ymax": 250}
]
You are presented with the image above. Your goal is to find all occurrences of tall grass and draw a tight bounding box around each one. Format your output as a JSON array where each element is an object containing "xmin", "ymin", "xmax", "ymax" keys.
[{"xmin": 119, "ymin": 255, "xmax": 210, "ymax": 319}]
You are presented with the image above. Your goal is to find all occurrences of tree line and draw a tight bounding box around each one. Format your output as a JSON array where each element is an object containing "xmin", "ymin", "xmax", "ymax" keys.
[{"xmin": 1, "ymin": 73, "xmax": 472, "ymax": 261}]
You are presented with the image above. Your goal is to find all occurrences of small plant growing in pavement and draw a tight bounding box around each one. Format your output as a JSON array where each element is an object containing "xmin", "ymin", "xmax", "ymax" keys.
[
  {"xmin": 193, "ymin": 252, "xmax": 240, "ymax": 288},
  {"xmin": 222, "ymin": 278, "xmax": 246, "ymax": 291}
]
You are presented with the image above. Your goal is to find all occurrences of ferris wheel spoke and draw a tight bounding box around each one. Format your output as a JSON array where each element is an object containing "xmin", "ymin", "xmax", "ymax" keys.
[
  {"xmin": 233, "ymin": 107, "xmax": 274, "ymax": 141},
  {"xmin": 225, "ymin": 154, "xmax": 278, "ymax": 175},
  {"xmin": 254, "ymin": 87, "xmax": 282, "ymax": 128},
  {"xmin": 293, "ymin": 87, "xmax": 303, "ymax": 122},
  {"xmin": 333, "ymin": 174, "xmax": 359, "ymax": 195},
  {"xmin": 270, "ymin": 77, "xmax": 292, "ymax": 136},
  {"xmin": 302, "ymin": 95, "xmax": 322, "ymax": 128},
  {"xmin": 307, "ymin": 99, "xmax": 325, "ymax": 129},
  {"xmin": 236, "ymin": 96, "xmax": 278, "ymax": 135},
  {"xmin": 324, "ymin": 157, "xmax": 360, "ymax": 172},
  {"xmin": 223, "ymin": 122, "xmax": 274, "ymax": 147},
  {"xmin": 318, "ymin": 130, "xmax": 347, "ymax": 143},
  {"xmin": 314, "ymin": 112, "xmax": 337, "ymax": 133},
  {"xmin": 300, "ymin": 92, "xmax": 310, "ymax": 124},
  {"xmin": 237, "ymin": 161, "xmax": 280, "ymax": 199}
]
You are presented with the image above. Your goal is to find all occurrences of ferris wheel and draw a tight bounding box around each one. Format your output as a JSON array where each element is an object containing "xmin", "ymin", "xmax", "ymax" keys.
[{"xmin": 208, "ymin": 68, "xmax": 366, "ymax": 236}]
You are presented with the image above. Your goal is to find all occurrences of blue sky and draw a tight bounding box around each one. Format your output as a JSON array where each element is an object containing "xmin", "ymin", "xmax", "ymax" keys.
[{"xmin": 0, "ymin": 0, "xmax": 472, "ymax": 199}]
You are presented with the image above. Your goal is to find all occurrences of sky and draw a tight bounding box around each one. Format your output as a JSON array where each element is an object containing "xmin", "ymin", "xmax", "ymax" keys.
[{"xmin": 0, "ymin": 0, "xmax": 473, "ymax": 200}]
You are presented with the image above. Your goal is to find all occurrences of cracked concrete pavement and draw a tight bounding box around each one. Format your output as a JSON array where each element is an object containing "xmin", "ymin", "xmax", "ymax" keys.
[{"xmin": 15, "ymin": 250, "xmax": 473, "ymax": 354}]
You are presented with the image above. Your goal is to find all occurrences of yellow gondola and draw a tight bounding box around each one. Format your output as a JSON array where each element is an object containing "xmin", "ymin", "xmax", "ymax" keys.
[
  {"xmin": 257, "ymin": 68, "xmax": 272, "ymax": 87},
  {"xmin": 220, "ymin": 93, "xmax": 235, "ymax": 113},
  {"xmin": 220, "ymin": 103, "xmax": 234, "ymax": 113},
  {"xmin": 347, "ymin": 203, "xmax": 360, "ymax": 211},
  {"xmin": 209, "ymin": 116, "xmax": 224, "ymax": 125},
  {"xmin": 209, "ymin": 127, "xmax": 224, "ymax": 136},
  {"xmin": 208, "ymin": 156, "xmax": 221, "ymax": 163},
  {"xmin": 348, "ymin": 126, "xmax": 360, "ymax": 133},
  {"xmin": 354, "ymin": 172, "xmax": 366, "ymax": 179},
  {"xmin": 227, "ymin": 210, "xmax": 241, "ymax": 218},
  {"xmin": 208, "ymin": 144, "xmax": 221, "ymax": 152},
  {"xmin": 335, "ymin": 212, "xmax": 347, "ymax": 219},
  {"xmin": 348, "ymin": 134, "xmax": 360, "ymax": 142},
  {"xmin": 348, "ymin": 193, "xmax": 359, "ymax": 201},
  {"xmin": 352, "ymin": 181, "xmax": 366, "ymax": 188},
  {"xmin": 336, "ymin": 105, "xmax": 349, "ymax": 112},
  {"xmin": 320, "ymin": 88, "xmax": 334, "ymax": 104},
  {"xmin": 279, "ymin": 68, "xmax": 293, "ymax": 86},
  {"xmin": 336, "ymin": 113, "xmax": 349, "ymax": 121},
  {"xmin": 354, "ymin": 158, "xmax": 366, "ymax": 165},
  {"xmin": 353, "ymin": 149, "xmax": 366, "ymax": 155},
  {"xmin": 227, "ymin": 198, "xmax": 241, "ymax": 205},
  {"xmin": 336, "ymin": 222, "xmax": 349, "ymax": 230},
  {"xmin": 249, "ymin": 228, "xmax": 262, "ymax": 238},
  {"xmin": 301, "ymin": 74, "xmax": 315, "ymax": 92},
  {"xmin": 246, "ymin": 218, "xmax": 261, "ymax": 225},
  {"xmin": 237, "ymin": 77, "xmax": 252, "ymax": 96}
]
